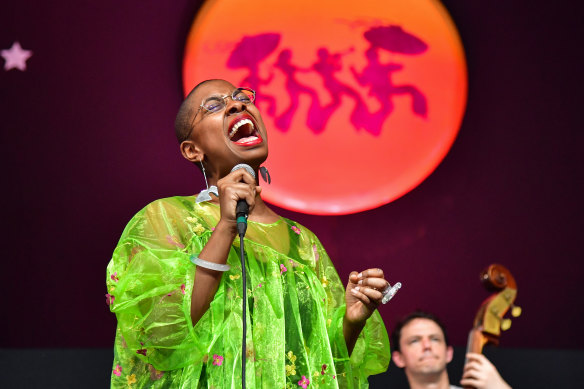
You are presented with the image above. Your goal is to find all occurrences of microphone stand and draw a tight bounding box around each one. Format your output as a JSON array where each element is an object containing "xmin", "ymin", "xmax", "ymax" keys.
[
  {"xmin": 231, "ymin": 163, "xmax": 254, "ymax": 389},
  {"xmin": 237, "ymin": 205, "xmax": 248, "ymax": 389},
  {"xmin": 239, "ymin": 234, "xmax": 246, "ymax": 389}
]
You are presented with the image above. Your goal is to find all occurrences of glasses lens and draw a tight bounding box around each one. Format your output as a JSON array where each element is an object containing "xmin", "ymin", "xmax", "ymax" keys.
[
  {"xmin": 202, "ymin": 97, "xmax": 225, "ymax": 113},
  {"xmin": 233, "ymin": 88, "xmax": 255, "ymax": 104}
]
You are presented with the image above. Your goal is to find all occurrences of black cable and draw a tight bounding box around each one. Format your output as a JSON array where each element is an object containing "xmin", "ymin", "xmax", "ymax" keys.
[{"xmin": 239, "ymin": 234, "xmax": 246, "ymax": 389}]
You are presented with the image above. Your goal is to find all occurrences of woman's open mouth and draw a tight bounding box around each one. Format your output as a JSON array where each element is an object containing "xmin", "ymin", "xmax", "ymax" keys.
[{"xmin": 228, "ymin": 115, "xmax": 263, "ymax": 146}]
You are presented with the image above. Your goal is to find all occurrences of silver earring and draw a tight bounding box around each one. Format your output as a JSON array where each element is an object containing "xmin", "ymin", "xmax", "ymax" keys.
[{"xmin": 196, "ymin": 161, "xmax": 218, "ymax": 203}]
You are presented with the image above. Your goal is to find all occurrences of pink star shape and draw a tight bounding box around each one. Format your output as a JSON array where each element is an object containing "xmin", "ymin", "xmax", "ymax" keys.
[{"xmin": 1, "ymin": 42, "xmax": 33, "ymax": 71}]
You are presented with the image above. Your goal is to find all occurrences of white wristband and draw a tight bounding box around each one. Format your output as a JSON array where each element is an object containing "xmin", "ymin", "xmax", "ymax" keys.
[{"xmin": 190, "ymin": 256, "xmax": 231, "ymax": 272}]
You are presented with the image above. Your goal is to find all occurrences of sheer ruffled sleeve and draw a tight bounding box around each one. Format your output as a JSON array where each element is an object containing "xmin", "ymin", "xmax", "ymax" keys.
[
  {"xmin": 309, "ymin": 233, "xmax": 391, "ymax": 387},
  {"xmin": 105, "ymin": 198, "xmax": 213, "ymax": 379}
]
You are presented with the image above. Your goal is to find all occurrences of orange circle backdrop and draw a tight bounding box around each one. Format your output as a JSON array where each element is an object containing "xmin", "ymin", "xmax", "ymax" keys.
[{"xmin": 183, "ymin": 0, "xmax": 467, "ymax": 215}]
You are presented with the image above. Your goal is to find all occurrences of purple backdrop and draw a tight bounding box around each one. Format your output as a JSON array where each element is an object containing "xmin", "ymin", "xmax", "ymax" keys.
[{"xmin": 1, "ymin": 0, "xmax": 582, "ymax": 350}]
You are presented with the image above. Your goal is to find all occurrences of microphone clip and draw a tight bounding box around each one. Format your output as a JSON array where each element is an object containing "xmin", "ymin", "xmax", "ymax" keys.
[{"xmin": 236, "ymin": 200, "xmax": 248, "ymax": 237}]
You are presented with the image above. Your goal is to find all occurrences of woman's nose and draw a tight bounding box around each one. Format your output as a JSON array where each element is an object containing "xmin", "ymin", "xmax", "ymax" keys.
[{"xmin": 226, "ymin": 98, "xmax": 245, "ymax": 114}]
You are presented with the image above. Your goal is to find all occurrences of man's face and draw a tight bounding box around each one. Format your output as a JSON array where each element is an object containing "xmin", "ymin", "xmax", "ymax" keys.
[
  {"xmin": 186, "ymin": 79, "xmax": 268, "ymax": 175},
  {"xmin": 392, "ymin": 318, "xmax": 453, "ymax": 376}
]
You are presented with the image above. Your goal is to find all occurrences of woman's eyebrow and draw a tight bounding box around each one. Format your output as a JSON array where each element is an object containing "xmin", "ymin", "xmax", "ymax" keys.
[{"xmin": 203, "ymin": 94, "xmax": 224, "ymax": 100}]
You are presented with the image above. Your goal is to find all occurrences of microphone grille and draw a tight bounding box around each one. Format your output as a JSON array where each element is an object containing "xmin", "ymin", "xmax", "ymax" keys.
[{"xmin": 231, "ymin": 163, "xmax": 256, "ymax": 180}]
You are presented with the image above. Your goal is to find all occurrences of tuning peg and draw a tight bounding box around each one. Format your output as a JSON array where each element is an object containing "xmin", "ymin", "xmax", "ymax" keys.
[
  {"xmin": 500, "ymin": 318, "xmax": 512, "ymax": 331},
  {"xmin": 511, "ymin": 305, "xmax": 522, "ymax": 317}
]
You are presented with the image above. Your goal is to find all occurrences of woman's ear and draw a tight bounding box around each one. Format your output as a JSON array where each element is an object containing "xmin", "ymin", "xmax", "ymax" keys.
[{"xmin": 180, "ymin": 140, "xmax": 203, "ymax": 163}]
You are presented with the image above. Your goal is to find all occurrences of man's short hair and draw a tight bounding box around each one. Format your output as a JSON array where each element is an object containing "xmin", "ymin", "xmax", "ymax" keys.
[{"xmin": 391, "ymin": 311, "xmax": 450, "ymax": 352}]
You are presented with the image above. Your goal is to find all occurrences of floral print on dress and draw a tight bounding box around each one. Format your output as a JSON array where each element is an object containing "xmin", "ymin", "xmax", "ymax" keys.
[
  {"xmin": 110, "ymin": 272, "xmax": 119, "ymax": 282},
  {"xmin": 105, "ymin": 293, "xmax": 115, "ymax": 306},
  {"xmin": 113, "ymin": 364, "xmax": 122, "ymax": 376},
  {"xmin": 165, "ymin": 235, "xmax": 185, "ymax": 249},
  {"xmin": 193, "ymin": 223, "xmax": 206, "ymax": 236},
  {"xmin": 126, "ymin": 373, "xmax": 137, "ymax": 386},
  {"xmin": 128, "ymin": 246, "xmax": 140, "ymax": 263},
  {"xmin": 212, "ymin": 354, "xmax": 224, "ymax": 366},
  {"xmin": 180, "ymin": 284, "xmax": 186, "ymax": 295},
  {"xmin": 148, "ymin": 364, "xmax": 165, "ymax": 380},
  {"xmin": 280, "ymin": 264, "xmax": 288, "ymax": 275},
  {"xmin": 285, "ymin": 364, "xmax": 296, "ymax": 376},
  {"xmin": 285, "ymin": 350, "xmax": 297, "ymax": 377},
  {"xmin": 298, "ymin": 375, "xmax": 310, "ymax": 388},
  {"xmin": 291, "ymin": 225, "xmax": 301, "ymax": 235},
  {"xmin": 186, "ymin": 217, "xmax": 208, "ymax": 236}
]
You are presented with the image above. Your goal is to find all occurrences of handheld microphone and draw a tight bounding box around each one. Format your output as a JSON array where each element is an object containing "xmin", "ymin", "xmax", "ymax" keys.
[{"xmin": 230, "ymin": 164, "xmax": 256, "ymax": 237}]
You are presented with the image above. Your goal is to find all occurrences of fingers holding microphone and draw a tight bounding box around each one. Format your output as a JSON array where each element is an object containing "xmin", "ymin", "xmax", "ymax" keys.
[{"xmin": 216, "ymin": 164, "xmax": 261, "ymax": 231}]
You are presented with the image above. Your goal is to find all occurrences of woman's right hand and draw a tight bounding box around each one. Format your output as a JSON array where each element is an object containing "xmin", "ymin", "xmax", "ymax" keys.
[{"xmin": 215, "ymin": 168, "xmax": 261, "ymax": 234}]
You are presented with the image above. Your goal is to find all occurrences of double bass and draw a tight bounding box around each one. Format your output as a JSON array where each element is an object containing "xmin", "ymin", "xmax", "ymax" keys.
[{"xmin": 465, "ymin": 264, "xmax": 521, "ymax": 388}]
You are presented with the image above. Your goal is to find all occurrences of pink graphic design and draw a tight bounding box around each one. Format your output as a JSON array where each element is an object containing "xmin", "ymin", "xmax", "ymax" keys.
[
  {"xmin": 351, "ymin": 26, "xmax": 428, "ymax": 134},
  {"xmin": 226, "ymin": 26, "xmax": 428, "ymax": 136},
  {"xmin": 309, "ymin": 47, "xmax": 370, "ymax": 133},
  {"xmin": 274, "ymin": 49, "xmax": 320, "ymax": 132},
  {"xmin": 227, "ymin": 33, "xmax": 281, "ymax": 116}
]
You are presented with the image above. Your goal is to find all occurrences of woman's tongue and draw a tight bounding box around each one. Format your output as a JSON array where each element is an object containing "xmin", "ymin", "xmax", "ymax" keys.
[
  {"xmin": 233, "ymin": 134, "xmax": 259, "ymax": 146},
  {"xmin": 230, "ymin": 121, "xmax": 260, "ymax": 145}
]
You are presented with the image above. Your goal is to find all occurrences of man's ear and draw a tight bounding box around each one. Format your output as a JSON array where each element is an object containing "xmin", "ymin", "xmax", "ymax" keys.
[
  {"xmin": 180, "ymin": 140, "xmax": 203, "ymax": 163},
  {"xmin": 392, "ymin": 351, "xmax": 406, "ymax": 368},
  {"xmin": 446, "ymin": 345, "xmax": 454, "ymax": 364}
]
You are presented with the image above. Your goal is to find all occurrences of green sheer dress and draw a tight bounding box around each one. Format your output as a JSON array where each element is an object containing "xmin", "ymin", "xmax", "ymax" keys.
[{"xmin": 106, "ymin": 196, "xmax": 390, "ymax": 388}]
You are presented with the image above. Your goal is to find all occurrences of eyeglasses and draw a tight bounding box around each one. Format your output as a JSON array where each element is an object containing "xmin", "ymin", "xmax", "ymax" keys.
[
  {"xmin": 195, "ymin": 87, "xmax": 255, "ymax": 120},
  {"xmin": 183, "ymin": 87, "xmax": 256, "ymax": 142}
]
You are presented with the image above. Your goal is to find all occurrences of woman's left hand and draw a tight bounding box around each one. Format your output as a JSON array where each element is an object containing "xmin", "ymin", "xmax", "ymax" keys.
[{"xmin": 344, "ymin": 268, "xmax": 389, "ymax": 325}]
